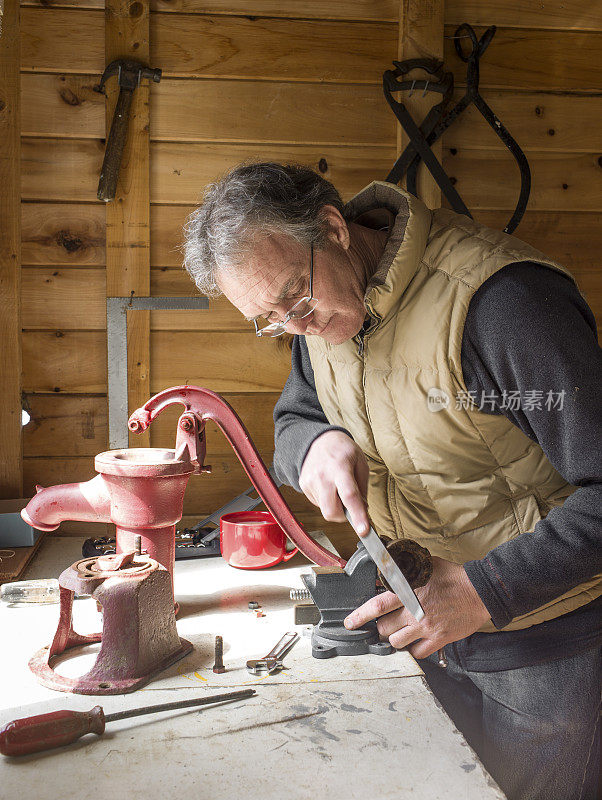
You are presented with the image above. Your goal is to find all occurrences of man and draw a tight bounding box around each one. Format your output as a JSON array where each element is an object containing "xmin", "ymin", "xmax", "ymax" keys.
[{"xmin": 184, "ymin": 162, "xmax": 601, "ymax": 800}]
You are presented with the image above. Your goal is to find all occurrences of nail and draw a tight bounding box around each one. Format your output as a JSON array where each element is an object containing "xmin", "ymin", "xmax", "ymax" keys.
[{"xmin": 344, "ymin": 615, "xmax": 356, "ymax": 630}]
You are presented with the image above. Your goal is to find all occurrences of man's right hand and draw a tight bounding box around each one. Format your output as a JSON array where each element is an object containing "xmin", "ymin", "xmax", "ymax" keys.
[{"xmin": 299, "ymin": 430, "xmax": 370, "ymax": 536}]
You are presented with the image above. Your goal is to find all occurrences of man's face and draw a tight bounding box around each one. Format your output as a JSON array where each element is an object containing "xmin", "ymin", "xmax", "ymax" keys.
[{"xmin": 217, "ymin": 230, "xmax": 368, "ymax": 345}]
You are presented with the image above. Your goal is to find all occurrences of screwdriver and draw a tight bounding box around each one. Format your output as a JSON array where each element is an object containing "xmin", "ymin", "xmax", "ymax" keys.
[{"xmin": 0, "ymin": 688, "xmax": 256, "ymax": 757}]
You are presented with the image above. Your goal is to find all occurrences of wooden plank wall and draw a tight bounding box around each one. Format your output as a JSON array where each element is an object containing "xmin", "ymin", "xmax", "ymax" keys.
[
  {"xmin": 441, "ymin": 2, "xmax": 602, "ymax": 342},
  {"xmin": 18, "ymin": 1, "xmax": 602, "ymax": 553},
  {"xmin": 18, "ymin": 0, "xmax": 399, "ymax": 553}
]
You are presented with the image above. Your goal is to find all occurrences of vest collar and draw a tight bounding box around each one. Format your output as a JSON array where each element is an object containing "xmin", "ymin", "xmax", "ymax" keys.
[{"xmin": 344, "ymin": 181, "xmax": 432, "ymax": 321}]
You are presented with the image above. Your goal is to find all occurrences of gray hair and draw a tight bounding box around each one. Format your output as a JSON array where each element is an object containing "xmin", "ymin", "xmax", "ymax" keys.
[{"xmin": 182, "ymin": 162, "xmax": 345, "ymax": 296}]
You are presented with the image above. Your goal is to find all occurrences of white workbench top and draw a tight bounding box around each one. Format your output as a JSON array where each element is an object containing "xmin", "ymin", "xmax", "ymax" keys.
[{"xmin": 0, "ymin": 536, "xmax": 504, "ymax": 800}]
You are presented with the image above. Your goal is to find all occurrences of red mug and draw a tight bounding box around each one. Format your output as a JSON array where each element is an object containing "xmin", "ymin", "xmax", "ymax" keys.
[{"xmin": 219, "ymin": 511, "xmax": 299, "ymax": 569}]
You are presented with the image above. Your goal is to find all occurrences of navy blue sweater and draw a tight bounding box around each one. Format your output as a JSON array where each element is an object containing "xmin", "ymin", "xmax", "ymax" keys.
[{"xmin": 273, "ymin": 262, "xmax": 602, "ymax": 671}]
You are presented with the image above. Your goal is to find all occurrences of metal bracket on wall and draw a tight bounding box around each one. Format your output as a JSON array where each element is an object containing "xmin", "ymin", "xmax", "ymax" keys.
[{"xmin": 106, "ymin": 296, "xmax": 209, "ymax": 449}]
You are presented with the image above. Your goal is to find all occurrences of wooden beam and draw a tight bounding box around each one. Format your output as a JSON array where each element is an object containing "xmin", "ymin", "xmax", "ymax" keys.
[
  {"xmin": 0, "ymin": 0, "xmax": 23, "ymax": 498},
  {"xmin": 397, "ymin": 0, "xmax": 445, "ymax": 209},
  {"xmin": 104, "ymin": 0, "xmax": 151, "ymax": 446},
  {"xmin": 22, "ymin": 330, "xmax": 291, "ymax": 394}
]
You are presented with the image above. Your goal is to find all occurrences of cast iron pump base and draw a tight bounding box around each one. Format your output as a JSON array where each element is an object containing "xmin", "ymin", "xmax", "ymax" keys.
[{"xmin": 29, "ymin": 550, "xmax": 192, "ymax": 695}]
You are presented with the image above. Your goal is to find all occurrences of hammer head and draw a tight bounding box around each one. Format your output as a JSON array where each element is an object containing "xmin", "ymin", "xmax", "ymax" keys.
[{"xmin": 95, "ymin": 59, "xmax": 162, "ymax": 94}]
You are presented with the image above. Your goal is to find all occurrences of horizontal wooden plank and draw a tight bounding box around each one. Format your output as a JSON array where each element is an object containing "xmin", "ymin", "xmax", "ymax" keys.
[
  {"xmin": 22, "ymin": 8, "xmax": 396, "ymax": 82},
  {"xmin": 20, "ymin": 267, "xmax": 106, "ymax": 329},
  {"xmin": 23, "ymin": 331, "xmax": 292, "ymax": 393},
  {"xmin": 21, "ymin": 201, "xmax": 184, "ymax": 268},
  {"xmin": 21, "ymin": 138, "xmax": 103, "ymax": 202},
  {"xmin": 23, "ymin": 331, "xmax": 108, "ymax": 394},
  {"xmin": 443, "ymin": 91, "xmax": 602, "ymax": 153},
  {"xmin": 21, "ymin": 252, "xmax": 602, "ymax": 333},
  {"xmin": 416, "ymin": 215, "xmax": 592, "ymax": 282},
  {"xmin": 22, "ymin": 0, "xmax": 399, "ymax": 23},
  {"xmin": 20, "ymin": 74, "xmax": 104, "ymax": 139},
  {"xmin": 21, "ymin": 266, "xmax": 248, "ymax": 330},
  {"xmin": 23, "ymin": 392, "xmax": 281, "ymax": 457},
  {"xmin": 23, "ymin": 204, "xmax": 602, "ymax": 274},
  {"xmin": 154, "ymin": 141, "xmax": 395, "ymax": 203},
  {"xmin": 27, "ymin": 19, "xmax": 593, "ymax": 91},
  {"xmin": 444, "ymin": 27, "xmax": 602, "ymax": 91},
  {"xmin": 23, "ymin": 75, "xmax": 602, "ymax": 153},
  {"xmin": 154, "ymin": 0, "xmax": 397, "ymax": 21},
  {"xmin": 445, "ymin": 0, "xmax": 602, "ymax": 31},
  {"xmin": 21, "ymin": 202, "xmax": 188, "ymax": 268},
  {"xmin": 22, "ymin": 74, "xmax": 394, "ymax": 145},
  {"xmin": 23, "ymin": 457, "xmax": 98, "ymax": 495},
  {"xmin": 442, "ymin": 151, "xmax": 602, "ymax": 211},
  {"xmin": 20, "ymin": 258, "xmax": 601, "ymax": 337},
  {"xmin": 151, "ymin": 331, "xmax": 292, "ymax": 391},
  {"xmin": 22, "ymin": 202, "xmax": 105, "ymax": 265},
  {"xmin": 157, "ymin": 208, "xmax": 602, "ymax": 272},
  {"xmin": 21, "ymin": 0, "xmax": 602, "ymax": 30},
  {"xmin": 151, "ymin": 80, "xmax": 393, "ymax": 144},
  {"xmin": 476, "ymin": 211, "xmax": 602, "ymax": 273},
  {"xmin": 23, "ymin": 394, "xmax": 108, "ymax": 457},
  {"xmin": 22, "ymin": 138, "xmax": 395, "ymax": 203},
  {"xmin": 153, "ymin": 15, "xmax": 395, "ymax": 82}
]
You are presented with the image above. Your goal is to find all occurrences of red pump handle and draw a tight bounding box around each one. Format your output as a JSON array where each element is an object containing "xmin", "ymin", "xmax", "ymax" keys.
[{"xmin": 128, "ymin": 386, "xmax": 345, "ymax": 568}]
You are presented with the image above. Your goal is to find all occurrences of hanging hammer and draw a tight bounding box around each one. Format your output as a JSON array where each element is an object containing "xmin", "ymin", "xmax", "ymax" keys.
[{"xmin": 94, "ymin": 59, "xmax": 162, "ymax": 202}]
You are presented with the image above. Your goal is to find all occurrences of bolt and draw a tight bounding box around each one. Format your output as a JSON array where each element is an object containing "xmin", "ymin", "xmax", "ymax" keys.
[
  {"xmin": 248, "ymin": 600, "xmax": 260, "ymax": 609},
  {"xmin": 290, "ymin": 588, "xmax": 311, "ymax": 600},
  {"xmin": 180, "ymin": 418, "xmax": 194, "ymax": 432},
  {"xmin": 212, "ymin": 635, "xmax": 226, "ymax": 674}
]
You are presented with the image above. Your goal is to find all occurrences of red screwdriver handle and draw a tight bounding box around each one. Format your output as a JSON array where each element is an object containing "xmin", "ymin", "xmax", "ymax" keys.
[{"xmin": 0, "ymin": 707, "xmax": 105, "ymax": 757}]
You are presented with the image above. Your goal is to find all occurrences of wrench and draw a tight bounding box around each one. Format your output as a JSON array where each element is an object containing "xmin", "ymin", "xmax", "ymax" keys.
[{"xmin": 246, "ymin": 632, "xmax": 299, "ymax": 676}]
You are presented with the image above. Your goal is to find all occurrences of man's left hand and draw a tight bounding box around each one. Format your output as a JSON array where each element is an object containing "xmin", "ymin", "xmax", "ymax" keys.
[{"xmin": 343, "ymin": 557, "xmax": 491, "ymax": 660}]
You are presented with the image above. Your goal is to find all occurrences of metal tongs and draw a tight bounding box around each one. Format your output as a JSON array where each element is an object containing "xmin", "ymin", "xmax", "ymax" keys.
[{"xmin": 246, "ymin": 632, "xmax": 299, "ymax": 676}]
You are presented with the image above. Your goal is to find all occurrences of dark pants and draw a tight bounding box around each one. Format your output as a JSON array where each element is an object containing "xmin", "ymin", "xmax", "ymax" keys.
[{"xmin": 418, "ymin": 644, "xmax": 601, "ymax": 800}]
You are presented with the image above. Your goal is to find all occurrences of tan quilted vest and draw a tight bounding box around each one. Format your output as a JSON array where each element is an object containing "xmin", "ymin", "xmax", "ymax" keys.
[{"xmin": 306, "ymin": 181, "xmax": 602, "ymax": 632}]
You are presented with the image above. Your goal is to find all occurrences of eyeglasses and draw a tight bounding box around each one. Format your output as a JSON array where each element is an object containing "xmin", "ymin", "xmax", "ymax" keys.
[{"xmin": 254, "ymin": 244, "xmax": 318, "ymax": 338}]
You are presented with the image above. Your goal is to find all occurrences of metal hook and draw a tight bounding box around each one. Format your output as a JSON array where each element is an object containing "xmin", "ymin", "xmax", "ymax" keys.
[
  {"xmin": 408, "ymin": 80, "xmax": 416, "ymax": 97},
  {"xmin": 422, "ymin": 80, "xmax": 430, "ymax": 97}
]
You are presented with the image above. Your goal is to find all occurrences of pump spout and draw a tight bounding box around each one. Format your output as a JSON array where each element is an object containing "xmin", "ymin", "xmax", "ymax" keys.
[{"xmin": 21, "ymin": 475, "xmax": 112, "ymax": 532}]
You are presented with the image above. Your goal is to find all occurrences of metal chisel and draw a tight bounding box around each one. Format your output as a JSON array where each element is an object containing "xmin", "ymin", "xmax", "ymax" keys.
[{"xmin": 344, "ymin": 510, "xmax": 425, "ymax": 622}]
